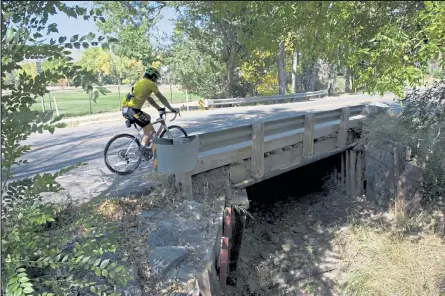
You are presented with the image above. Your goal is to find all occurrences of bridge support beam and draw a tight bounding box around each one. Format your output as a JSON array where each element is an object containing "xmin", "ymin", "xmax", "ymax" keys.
[
  {"xmin": 302, "ymin": 113, "xmax": 315, "ymax": 158},
  {"xmin": 350, "ymin": 150, "xmax": 357, "ymax": 197},
  {"xmin": 251, "ymin": 122, "xmax": 265, "ymax": 178},
  {"xmin": 345, "ymin": 150, "xmax": 350, "ymax": 196}
]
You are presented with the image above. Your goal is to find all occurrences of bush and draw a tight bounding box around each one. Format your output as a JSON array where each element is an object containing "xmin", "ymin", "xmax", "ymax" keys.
[
  {"xmin": 362, "ymin": 79, "xmax": 445, "ymax": 208},
  {"xmin": 432, "ymin": 70, "xmax": 444, "ymax": 80},
  {"xmin": 1, "ymin": 2, "xmax": 131, "ymax": 295}
]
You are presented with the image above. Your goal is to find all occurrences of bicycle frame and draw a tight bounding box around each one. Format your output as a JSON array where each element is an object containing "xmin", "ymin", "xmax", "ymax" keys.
[{"xmin": 124, "ymin": 113, "xmax": 175, "ymax": 157}]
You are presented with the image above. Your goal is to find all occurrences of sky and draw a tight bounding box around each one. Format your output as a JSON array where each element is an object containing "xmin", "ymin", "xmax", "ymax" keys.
[{"xmin": 46, "ymin": 1, "xmax": 177, "ymax": 61}]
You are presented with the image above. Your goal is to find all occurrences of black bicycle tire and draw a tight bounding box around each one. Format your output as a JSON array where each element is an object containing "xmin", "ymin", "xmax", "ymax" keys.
[
  {"xmin": 104, "ymin": 133, "xmax": 141, "ymax": 175},
  {"xmin": 159, "ymin": 125, "xmax": 188, "ymax": 139}
]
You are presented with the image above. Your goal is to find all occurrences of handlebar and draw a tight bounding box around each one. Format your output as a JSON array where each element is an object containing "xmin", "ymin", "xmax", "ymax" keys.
[{"xmin": 158, "ymin": 108, "xmax": 181, "ymax": 122}]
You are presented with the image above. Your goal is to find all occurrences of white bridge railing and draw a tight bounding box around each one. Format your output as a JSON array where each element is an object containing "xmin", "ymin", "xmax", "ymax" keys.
[
  {"xmin": 204, "ymin": 89, "xmax": 328, "ymax": 108},
  {"xmin": 176, "ymin": 104, "xmax": 377, "ymax": 198}
]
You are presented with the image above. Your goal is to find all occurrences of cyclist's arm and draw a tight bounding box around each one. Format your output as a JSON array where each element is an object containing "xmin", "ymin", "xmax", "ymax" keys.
[
  {"xmin": 147, "ymin": 96, "xmax": 161, "ymax": 110},
  {"xmin": 154, "ymin": 91, "xmax": 175, "ymax": 112}
]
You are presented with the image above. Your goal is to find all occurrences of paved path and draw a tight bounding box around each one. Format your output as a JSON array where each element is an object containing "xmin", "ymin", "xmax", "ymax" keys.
[{"xmin": 14, "ymin": 93, "xmax": 397, "ymax": 202}]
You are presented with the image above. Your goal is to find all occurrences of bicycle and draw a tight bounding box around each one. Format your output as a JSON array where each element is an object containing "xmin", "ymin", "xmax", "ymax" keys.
[{"xmin": 103, "ymin": 108, "xmax": 188, "ymax": 175}]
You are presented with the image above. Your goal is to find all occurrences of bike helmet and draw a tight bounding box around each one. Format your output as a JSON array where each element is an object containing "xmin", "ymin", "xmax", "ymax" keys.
[{"xmin": 144, "ymin": 67, "xmax": 161, "ymax": 82}]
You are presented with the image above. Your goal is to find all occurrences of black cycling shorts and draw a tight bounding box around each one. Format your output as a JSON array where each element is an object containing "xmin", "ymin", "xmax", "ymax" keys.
[{"xmin": 122, "ymin": 107, "xmax": 151, "ymax": 128}]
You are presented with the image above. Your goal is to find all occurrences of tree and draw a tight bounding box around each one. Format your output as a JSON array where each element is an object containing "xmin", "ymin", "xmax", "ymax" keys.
[
  {"xmin": 1, "ymin": 2, "xmax": 129, "ymax": 295},
  {"xmin": 78, "ymin": 47, "xmax": 112, "ymax": 83},
  {"xmin": 94, "ymin": 1, "xmax": 165, "ymax": 66},
  {"xmin": 110, "ymin": 55, "xmax": 144, "ymax": 85},
  {"xmin": 174, "ymin": 1, "xmax": 252, "ymax": 98},
  {"xmin": 166, "ymin": 31, "xmax": 226, "ymax": 99}
]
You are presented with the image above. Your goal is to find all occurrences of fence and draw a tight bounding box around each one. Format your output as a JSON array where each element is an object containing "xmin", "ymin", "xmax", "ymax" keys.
[{"xmin": 0, "ymin": 84, "xmax": 197, "ymax": 116}]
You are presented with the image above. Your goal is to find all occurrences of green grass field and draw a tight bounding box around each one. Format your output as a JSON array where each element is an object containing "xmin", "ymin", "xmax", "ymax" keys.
[{"xmin": 32, "ymin": 89, "xmax": 203, "ymax": 117}]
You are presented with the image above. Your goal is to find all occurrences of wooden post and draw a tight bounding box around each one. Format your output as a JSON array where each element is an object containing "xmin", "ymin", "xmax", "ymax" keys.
[
  {"xmin": 350, "ymin": 150, "xmax": 356, "ymax": 197},
  {"xmin": 356, "ymin": 151, "xmax": 363, "ymax": 196},
  {"xmin": 48, "ymin": 92, "xmax": 53, "ymax": 111},
  {"xmin": 89, "ymin": 92, "xmax": 93, "ymax": 114},
  {"xmin": 170, "ymin": 82, "xmax": 173, "ymax": 104},
  {"xmin": 336, "ymin": 107, "xmax": 350, "ymax": 148},
  {"xmin": 302, "ymin": 113, "xmax": 315, "ymax": 158},
  {"xmin": 53, "ymin": 96, "xmax": 60, "ymax": 116},
  {"xmin": 186, "ymin": 89, "xmax": 190, "ymax": 112},
  {"xmin": 346, "ymin": 150, "xmax": 350, "ymax": 197},
  {"xmin": 118, "ymin": 86, "xmax": 121, "ymax": 108},
  {"xmin": 333, "ymin": 166, "xmax": 338, "ymax": 184},
  {"xmin": 229, "ymin": 209, "xmax": 247, "ymax": 285},
  {"xmin": 41, "ymin": 96, "xmax": 46, "ymax": 112},
  {"xmin": 341, "ymin": 151, "xmax": 345, "ymax": 192},
  {"xmin": 251, "ymin": 122, "xmax": 265, "ymax": 178}
]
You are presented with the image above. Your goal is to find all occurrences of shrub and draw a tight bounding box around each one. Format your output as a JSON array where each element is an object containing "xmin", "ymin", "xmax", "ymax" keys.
[{"xmin": 1, "ymin": 2, "xmax": 130, "ymax": 295}]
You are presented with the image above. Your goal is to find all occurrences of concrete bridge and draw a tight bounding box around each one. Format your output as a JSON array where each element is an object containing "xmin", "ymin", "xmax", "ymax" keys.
[
  {"xmin": 176, "ymin": 102, "xmax": 423, "ymax": 296},
  {"xmin": 175, "ymin": 103, "xmax": 376, "ymax": 200}
]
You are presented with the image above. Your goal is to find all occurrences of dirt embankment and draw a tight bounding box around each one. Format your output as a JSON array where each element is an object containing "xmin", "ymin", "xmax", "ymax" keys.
[{"xmin": 231, "ymin": 181, "xmax": 445, "ymax": 296}]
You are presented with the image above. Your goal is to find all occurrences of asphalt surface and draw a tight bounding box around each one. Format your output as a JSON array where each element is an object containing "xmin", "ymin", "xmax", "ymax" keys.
[{"xmin": 13, "ymin": 93, "xmax": 397, "ymax": 201}]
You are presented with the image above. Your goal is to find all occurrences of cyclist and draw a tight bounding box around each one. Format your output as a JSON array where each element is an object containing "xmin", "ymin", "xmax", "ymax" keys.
[{"xmin": 121, "ymin": 67, "xmax": 179, "ymax": 160}]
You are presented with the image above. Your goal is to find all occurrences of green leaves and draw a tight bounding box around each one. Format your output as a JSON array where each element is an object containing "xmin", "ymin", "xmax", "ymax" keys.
[
  {"xmin": 100, "ymin": 259, "xmax": 110, "ymax": 269},
  {"xmin": 47, "ymin": 23, "xmax": 58, "ymax": 33},
  {"xmin": 101, "ymin": 42, "xmax": 110, "ymax": 52},
  {"xmin": 5, "ymin": 28, "xmax": 15, "ymax": 43},
  {"xmin": 70, "ymin": 34, "xmax": 79, "ymax": 42}
]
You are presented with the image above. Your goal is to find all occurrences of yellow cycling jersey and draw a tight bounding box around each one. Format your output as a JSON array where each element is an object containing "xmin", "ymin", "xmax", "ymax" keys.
[{"xmin": 121, "ymin": 78, "xmax": 160, "ymax": 109}]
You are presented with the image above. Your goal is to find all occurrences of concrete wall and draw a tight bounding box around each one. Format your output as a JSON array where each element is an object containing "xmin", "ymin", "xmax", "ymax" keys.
[{"xmin": 365, "ymin": 140, "xmax": 423, "ymax": 214}]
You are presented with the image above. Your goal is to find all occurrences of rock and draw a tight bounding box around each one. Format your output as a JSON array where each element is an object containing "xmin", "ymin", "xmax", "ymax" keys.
[
  {"xmin": 266, "ymin": 230, "xmax": 280, "ymax": 244},
  {"xmin": 139, "ymin": 210, "xmax": 157, "ymax": 219},
  {"xmin": 183, "ymin": 200, "xmax": 204, "ymax": 215},
  {"xmin": 147, "ymin": 227, "xmax": 179, "ymax": 249},
  {"xmin": 148, "ymin": 247, "xmax": 188, "ymax": 278},
  {"xmin": 159, "ymin": 218, "xmax": 182, "ymax": 230},
  {"xmin": 260, "ymin": 250, "xmax": 269, "ymax": 259},
  {"xmin": 273, "ymin": 257, "xmax": 280, "ymax": 266},
  {"xmin": 176, "ymin": 264, "xmax": 195, "ymax": 283},
  {"xmin": 272, "ymin": 271, "xmax": 292, "ymax": 287},
  {"xmin": 247, "ymin": 278, "xmax": 258, "ymax": 294},
  {"xmin": 281, "ymin": 243, "xmax": 292, "ymax": 252},
  {"xmin": 177, "ymin": 228, "xmax": 201, "ymax": 245},
  {"xmin": 308, "ymin": 237, "xmax": 315, "ymax": 245}
]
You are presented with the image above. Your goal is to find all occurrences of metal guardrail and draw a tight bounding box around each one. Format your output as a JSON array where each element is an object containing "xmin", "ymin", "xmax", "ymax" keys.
[{"xmin": 204, "ymin": 89, "xmax": 328, "ymax": 108}]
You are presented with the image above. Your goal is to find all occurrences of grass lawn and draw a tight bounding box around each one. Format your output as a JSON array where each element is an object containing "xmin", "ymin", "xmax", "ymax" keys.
[{"xmin": 32, "ymin": 89, "xmax": 203, "ymax": 117}]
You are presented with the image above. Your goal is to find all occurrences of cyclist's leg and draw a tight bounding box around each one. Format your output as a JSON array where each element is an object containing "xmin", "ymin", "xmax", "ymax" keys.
[
  {"xmin": 140, "ymin": 123, "xmax": 154, "ymax": 146},
  {"xmin": 133, "ymin": 111, "xmax": 151, "ymax": 145}
]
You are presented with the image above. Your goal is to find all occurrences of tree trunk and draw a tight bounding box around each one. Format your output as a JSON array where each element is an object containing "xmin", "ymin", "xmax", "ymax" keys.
[
  {"xmin": 345, "ymin": 67, "xmax": 351, "ymax": 93},
  {"xmin": 291, "ymin": 50, "xmax": 299, "ymax": 93},
  {"xmin": 309, "ymin": 59, "xmax": 318, "ymax": 91},
  {"xmin": 277, "ymin": 41, "xmax": 286, "ymax": 95},
  {"xmin": 328, "ymin": 64, "xmax": 337, "ymax": 95},
  {"xmin": 226, "ymin": 47, "xmax": 236, "ymax": 98}
]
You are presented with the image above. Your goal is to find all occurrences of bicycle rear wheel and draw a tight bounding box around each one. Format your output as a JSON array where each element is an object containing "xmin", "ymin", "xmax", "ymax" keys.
[
  {"xmin": 159, "ymin": 125, "xmax": 188, "ymax": 139},
  {"xmin": 104, "ymin": 134, "xmax": 142, "ymax": 175}
]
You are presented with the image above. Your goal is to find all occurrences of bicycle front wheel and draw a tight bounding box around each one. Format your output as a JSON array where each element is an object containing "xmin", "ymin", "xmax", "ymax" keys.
[
  {"xmin": 104, "ymin": 134, "xmax": 142, "ymax": 175},
  {"xmin": 159, "ymin": 125, "xmax": 188, "ymax": 139}
]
